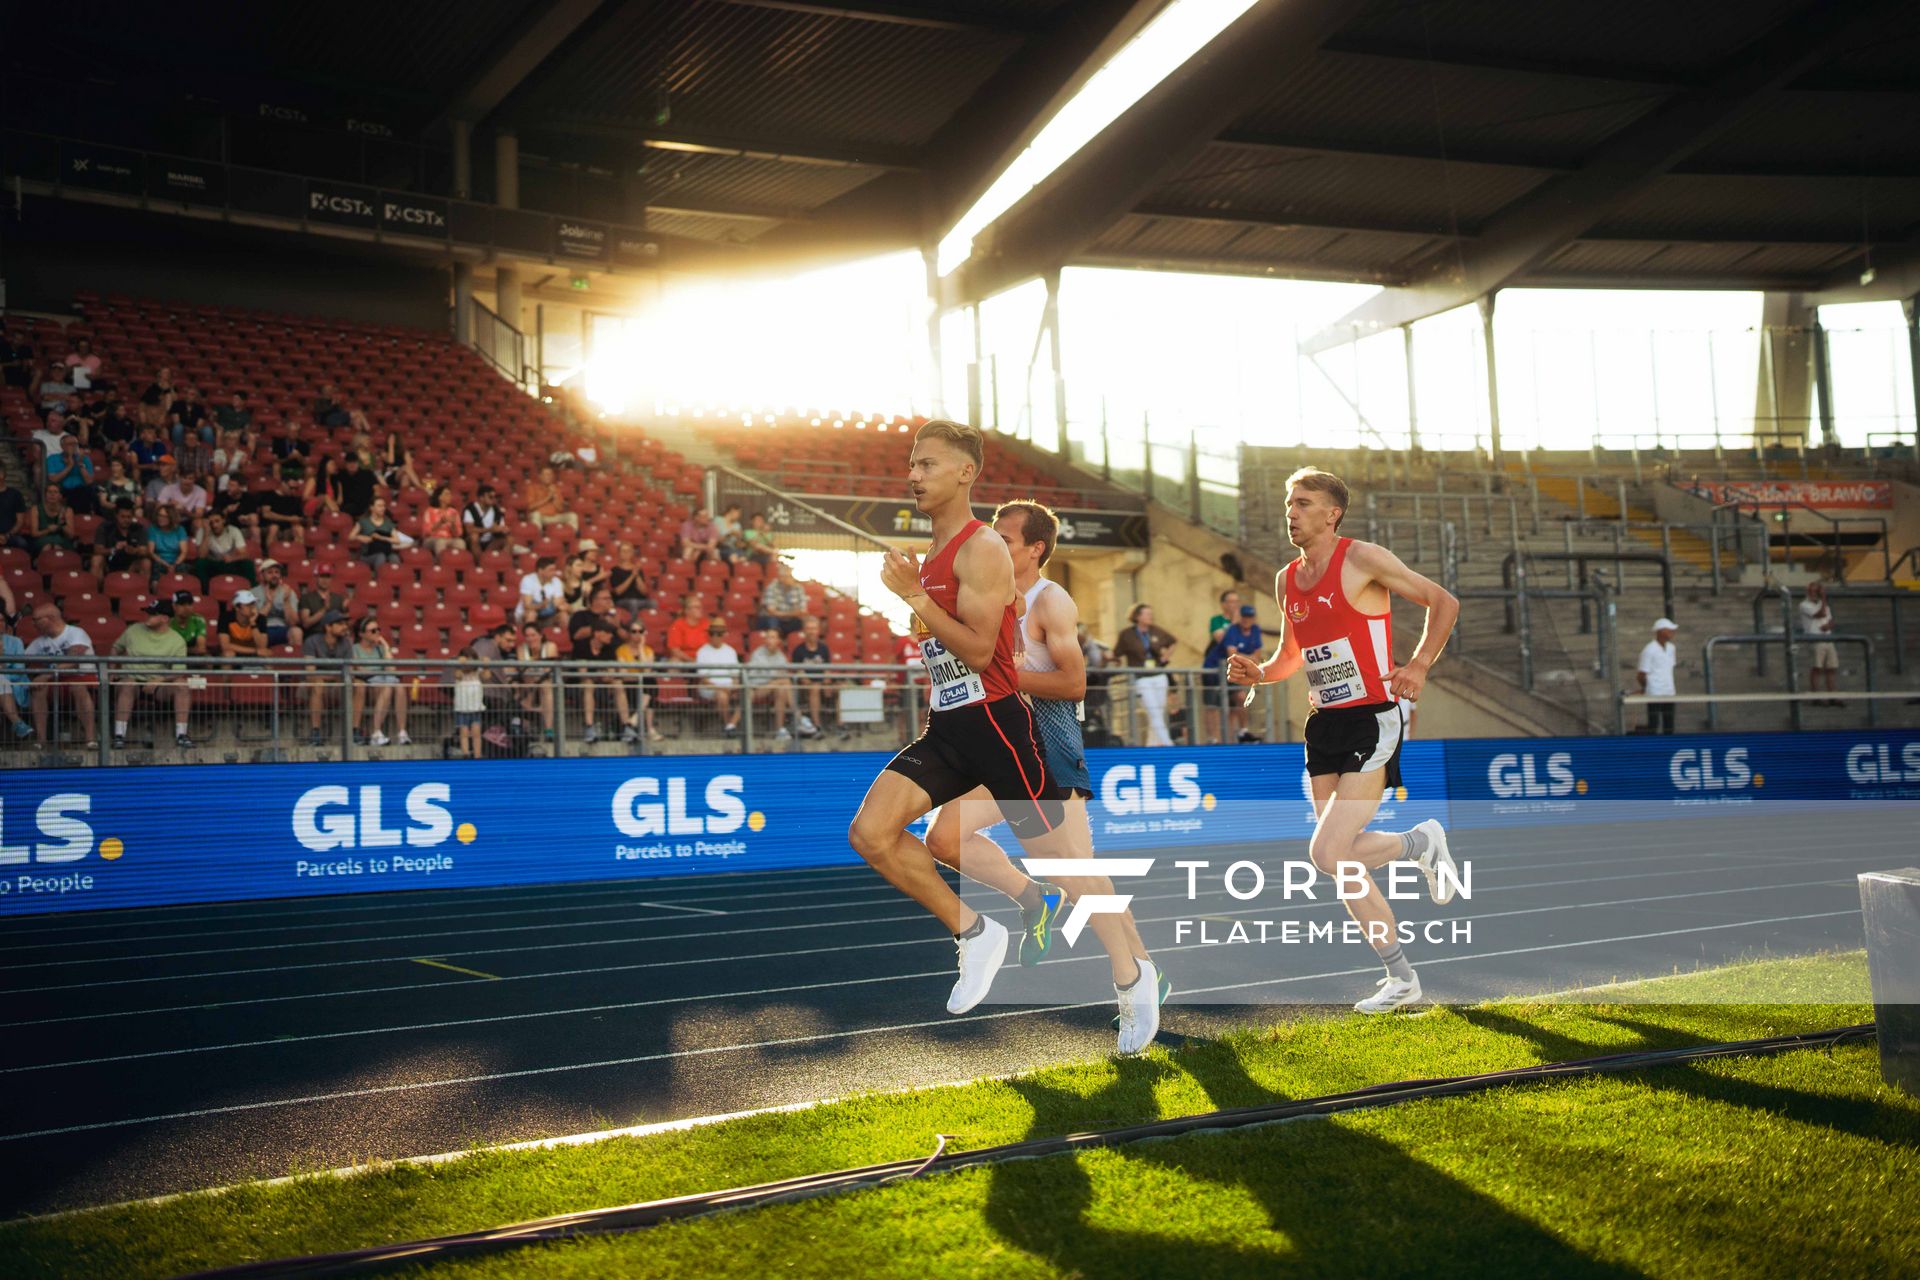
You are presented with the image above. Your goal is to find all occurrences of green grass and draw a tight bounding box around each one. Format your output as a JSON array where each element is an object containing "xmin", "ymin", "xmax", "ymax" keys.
[{"xmin": 4, "ymin": 952, "xmax": 1914, "ymax": 1280}]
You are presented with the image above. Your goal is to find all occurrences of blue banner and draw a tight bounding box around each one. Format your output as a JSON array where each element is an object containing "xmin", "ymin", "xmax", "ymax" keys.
[{"xmin": 1, "ymin": 730, "xmax": 1913, "ymax": 917}]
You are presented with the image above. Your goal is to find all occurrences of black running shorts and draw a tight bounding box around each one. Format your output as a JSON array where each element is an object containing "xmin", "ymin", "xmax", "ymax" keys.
[
  {"xmin": 886, "ymin": 696, "xmax": 1066, "ymax": 836},
  {"xmin": 1304, "ymin": 700, "xmax": 1406, "ymax": 789}
]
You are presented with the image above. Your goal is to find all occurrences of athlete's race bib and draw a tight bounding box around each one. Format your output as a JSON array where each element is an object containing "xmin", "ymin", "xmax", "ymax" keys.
[
  {"xmin": 921, "ymin": 635, "xmax": 986, "ymax": 711},
  {"xmin": 1302, "ymin": 637, "xmax": 1365, "ymax": 708}
]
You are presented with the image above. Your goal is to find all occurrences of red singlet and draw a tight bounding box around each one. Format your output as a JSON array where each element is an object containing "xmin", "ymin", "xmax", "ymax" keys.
[
  {"xmin": 916, "ymin": 518, "xmax": 1020, "ymax": 708},
  {"xmin": 1283, "ymin": 536, "xmax": 1395, "ymax": 710}
]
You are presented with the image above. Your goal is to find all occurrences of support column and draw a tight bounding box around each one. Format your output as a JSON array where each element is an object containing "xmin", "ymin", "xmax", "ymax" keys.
[
  {"xmin": 1402, "ymin": 324, "xmax": 1420, "ymax": 451},
  {"xmin": 1478, "ymin": 292, "xmax": 1503, "ymax": 463},
  {"xmin": 451, "ymin": 120, "xmax": 473, "ymax": 200},
  {"xmin": 452, "ymin": 261, "xmax": 474, "ymax": 345},
  {"xmin": 967, "ymin": 304, "xmax": 983, "ymax": 427},
  {"xmin": 1047, "ymin": 272, "xmax": 1068, "ymax": 447},
  {"xmin": 922, "ymin": 247, "xmax": 946, "ymax": 417},
  {"xmin": 1756, "ymin": 292, "xmax": 1814, "ymax": 446},
  {"xmin": 494, "ymin": 131, "xmax": 523, "ymax": 337},
  {"xmin": 1812, "ymin": 311, "xmax": 1836, "ymax": 449},
  {"xmin": 1904, "ymin": 295, "xmax": 1920, "ymax": 454}
]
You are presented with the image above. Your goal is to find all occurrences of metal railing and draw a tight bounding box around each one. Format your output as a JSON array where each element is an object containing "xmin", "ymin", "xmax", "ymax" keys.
[
  {"xmin": 469, "ymin": 300, "xmax": 535, "ymax": 394},
  {"xmin": 1700, "ymin": 633, "xmax": 1878, "ymax": 732}
]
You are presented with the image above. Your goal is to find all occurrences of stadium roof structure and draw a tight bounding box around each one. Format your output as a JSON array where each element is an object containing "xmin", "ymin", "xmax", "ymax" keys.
[{"xmin": 8, "ymin": 0, "xmax": 1919, "ymax": 314}]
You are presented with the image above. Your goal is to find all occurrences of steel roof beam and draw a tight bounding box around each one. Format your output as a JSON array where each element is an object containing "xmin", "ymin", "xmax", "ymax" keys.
[
  {"xmin": 704, "ymin": 0, "xmax": 1040, "ymax": 35},
  {"xmin": 435, "ymin": 0, "xmax": 611, "ymax": 130}
]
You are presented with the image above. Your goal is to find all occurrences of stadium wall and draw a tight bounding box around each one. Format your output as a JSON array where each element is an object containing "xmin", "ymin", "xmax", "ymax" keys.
[{"xmin": 2, "ymin": 730, "xmax": 1913, "ymax": 918}]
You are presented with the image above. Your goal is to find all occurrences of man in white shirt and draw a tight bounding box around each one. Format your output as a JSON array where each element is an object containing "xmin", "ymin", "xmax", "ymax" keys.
[
  {"xmin": 694, "ymin": 619, "xmax": 742, "ymax": 736},
  {"xmin": 1637, "ymin": 617, "xmax": 1679, "ymax": 735},
  {"xmin": 743, "ymin": 627, "xmax": 798, "ymax": 740},
  {"xmin": 25, "ymin": 602, "xmax": 97, "ymax": 748},
  {"xmin": 515, "ymin": 557, "xmax": 564, "ymax": 623},
  {"xmin": 1799, "ymin": 581, "xmax": 1840, "ymax": 706}
]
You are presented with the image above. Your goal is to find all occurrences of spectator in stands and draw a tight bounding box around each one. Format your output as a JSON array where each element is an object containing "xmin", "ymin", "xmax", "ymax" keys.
[
  {"xmin": 744, "ymin": 627, "xmax": 798, "ymax": 740},
  {"xmin": 110, "ymin": 601, "xmax": 193, "ymax": 750},
  {"xmin": 241, "ymin": 471, "xmax": 305, "ymax": 551},
  {"xmin": 1114, "ymin": 602, "xmax": 1176, "ymax": 747},
  {"xmin": 215, "ymin": 391, "xmax": 253, "ymax": 437},
  {"xmin": 266, "ymin": 417, "xmax": 310, "ymax": 463},
  {"xmin": 352, "ymin": 616, "xmax": 410, "ymax": 747},
  {"xmin": 787, "ymin": 614, "xmax": 829, "ymax": 738},
  {"xmin": 170, "ymin": 387, "xmax": 212, "ymax": 448},
  {"xmin": 0, "ymin": 332, "xmax": 35, "ymax": 390},
  {"xmin": 677, "ymin": 505, "xmax": 720, "ymax": 563},
  {"xmin": 138, "ymin": 366, "xmax": 175, "ymax": 428},
  {"xmin": 297, "ymin": 564, "xmax": 351, "ymax": 636},
  {"xmin": 377, "ymin": 432, "xmax": 425, "ymax": 494},
  {"xmin": 1212, "ymin": 605, "xmax": 1265, "ymax": 744},
  {"xmin": 558, "ymin": 556, "xmax": 591, "ymax": 614},
  {"xmin": 313, "ymin": 383, "xmax": 349, "ymax": 429},
  {"xmin": 452, "ymin": 648, "xmax": 485, "ymax": 758},
  {"xmin": 666, "ymin": 593, "xmax": 711, "ymax": 662},
  {"xmin": 26, "ymin": 602, "xmax": 96, "ymax": 749},
  {"xmin": 572, "ymin": 588, "xmax": 635, "ymax": 744},
  {"xmin": 524, "ymin": 466, "xmax": 577, "ymax": 532},
  {"xmin": 143, "ymin": 455, "xmax": 181, "ymax": 509},
  {"xmin": 252, "ymin": 560, "xmax": 300, "ymax": 647},
  {"xmin": 174, "ymin": 428, "xmax": 214, "ymax": 490},
  {"xmin": 190, "ymin": 509, "xmax": 253, "ymax": 588},
  {"xmin": 418, "ymin": 486, "xmax": 463, "ymax": 554},
  {"xmin": 608, "ymin": 542, "xmax": 653, "ymax": 614},
  {"xmin": 741, "ymin": 511, "xmax": 779, "ymax": 566},
  {"xmin": 39, "ymin": 369, "xmax": 74, "ymax": 411},
  {"xmin": 0, "ymin": 476, "xmax": 28, "ymax": 550},
  {"xmin": 1800, "ymin": 581, "xmax": 1841, "ymax": 706},
  {"xmin": 512, "ymin": 621, "xmax": 558, "ymax": 739},
  {"xmin": 213, "ymin": 428, "xmax": 251, "ymax": 496},
  {"xmin": 336, "ymin": 452, "xmax": 377, "ymax": 520},
  {"xmin": 516, "ymin": 557, "xmax": 565, "ymax": 624},
  {"xmin": 95, "ymin": 457, "xmax": 139, "ymax": 511},
  {"xmin": 49, "ymin": 435, "xmax": 96, "ymax": 514},
  {"xmin": 156, "ymin": 466, "xmax": 209, "ymax": 519},
  {"xmin": 715, "ymin": 504, "xmax": 746, "ymax": 563},
  {"xmin": 0, "ymin": 607, "xmax": 31, "ymax": 740},
  {"xmin": 97, "ymin": 397, "xmax": 137, "ymax": 458},
  {"xmin": 145, "ymin": 504, "xmax": 191, "ymax": 582},
  {"xmin": 695, "ymin": 620, "xmax": 741, "ymax": 736},
  {"xmin": 1207, "ymin": 588, "xmax": 1242, "ymax": 653},
  {"xmin": 218, "ymin": 590, "xmax": 270, "ymax": 659},
  {"xmin": 28, "ymin": 483, "xmax": 80, "ymax": 556},
  {"xmin": 302, "ymin": 454, "xmax": 342, "ymax": 520},
  {"xmin": 131, "ymin": 423, "xmax": 168, "ymax": 485},
  {"xmin": 93, "ymin": 499, "xmax": 150, "ymax": 580},
  {"xmin": 577, "ymin": 540, "xmax": 609, "ymax": 595},
  {"xmin": 464, "ymin": 485, "xmax": 508, "ymax": 554},
  {"xmin": 615, "ymin": 621, "xmax": 663, "ymax": 743},
  {"xmin": 352, "ymin": 496, "xmax": 402, "ymax": 569},
  {"xmin": 31, "ymin": 411, "xmax": 69, "ymax": 465},
  {"xmin": 1637, "ymin": 617, "xmax": 1680, "ymax": 735},
  {"xmin": 169, "ymin": 590, "xmax": 209, "ymax": 657},
  {"xmin": 303, "ymin": 610, "xmax": 354, "ymax": 745},
  {"xmin": 64, "ymin": 338, "xmax": 104, "ymax": 389},
  {"xmin": 759, "ymin": 559, "xmax": 808, "ymax": 637}
]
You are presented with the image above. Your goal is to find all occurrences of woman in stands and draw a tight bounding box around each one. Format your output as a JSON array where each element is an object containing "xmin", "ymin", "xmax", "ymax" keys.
[
  {"xmin": 27, "ymin": 482, "xmax": 79, "ymax": 556},
  {"xmin": 608, "ymin": 542, "xmax": 653, "ymax": 614},
  {"xmin": 558, "ymin": 555, "xmax": 591, "ymax": 614},
  {"xmin": 351, "ymin": 616, "xmax": 411, "ymax": 748},
  {"xmin": 513, "ymin": 621, "xmax": 558, "ymax": 741},
  {"xmin": 420, "ymin": 486, "xmax": 464, "ymax": 554},
  {"xmin": 303, "ymin": 455, "xmax": 344, "ymax": 522},
  {"xmin": 138, "ymin": 366, "xmax": 175, "ymax": 429},
  {"xmin": 352, "ymin": 496, "xmax": 401, "ymax": 569},
  {"xmin": 378, "ymin": 431, "xmax": 425, "ymax": 494},
  {"xmin": 616, "ymin": 621, "xmax": 664, "ymax": 743},
  {"xmin": 741, "ymin": 511, "xmax": 779, "ymax": 566},
  {"xmin": 145, "ymin": 504, "xmax": 190, "ymax": 582},
  {"xmin": 94, "ymin": 457, "xmax": 140, "ymax": 511}
]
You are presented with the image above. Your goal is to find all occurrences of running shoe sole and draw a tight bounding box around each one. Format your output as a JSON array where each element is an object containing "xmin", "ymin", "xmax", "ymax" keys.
[{"xmin": 1111, "ymin": 967, "xmax": 1172, "ymax": 1030}]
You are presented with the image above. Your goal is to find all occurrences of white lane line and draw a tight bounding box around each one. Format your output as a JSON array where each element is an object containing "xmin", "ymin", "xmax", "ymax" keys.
[
  {"xmin": 0, "ymin": 845, "xmax": 1825, "ymax": 971},
  {"xmin": 0, "ymin": 908, "xmax": 1860, "ymax": 1143},
  {"xmin": 0, "ymin": 857, "xmax": 1861, "ymax": 996},
  {"xmin": 634, "ymin": 901, "xmax": 727, "ymax": 917},
  {"xmin": 0, "ymin": 877, "xmax": 1856, "ymax": 1074}
]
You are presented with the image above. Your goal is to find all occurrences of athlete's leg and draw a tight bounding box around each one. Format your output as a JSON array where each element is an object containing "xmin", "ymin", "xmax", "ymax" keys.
[
  {"xmin": 1309, "ymin": 770, "xmax": 1398, "ymax": 946},
  {"xmin": 848, "ymin": 769, "xmax": 973, "ymax": 933},
  {"xmin": 924, "ymin": 786, "xmax": 1036, "ymax": 904},
  {"xmin": 1030, "ymin": 796, "xmax": 1149, "ymax": 983}
]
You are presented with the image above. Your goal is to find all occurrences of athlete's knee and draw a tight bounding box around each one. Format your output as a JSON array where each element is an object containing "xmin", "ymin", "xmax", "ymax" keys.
[
  {"xmin": 1309, "ymin": 834, "xmax": 1351, "ymax": 875},
  {"xmin": 923, "ymin": 812, "xmax": 962, "ymax": 865},
  {"xmin": 847, "ymin": 812, "xmax": 898, "ymax": 863}
]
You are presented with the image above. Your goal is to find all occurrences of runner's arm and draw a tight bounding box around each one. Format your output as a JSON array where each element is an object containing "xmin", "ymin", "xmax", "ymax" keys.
[
  {"xmin": 1348, "ymin": 540, "xmax": 1458, "ymax": 674},
  {"xmin": 896, "ymin": 532, "xmax": 1012, "ymax": 673},
  {"xmin": 1018, "ymin": 587, "xmax": 1085, "ymax": 701}
]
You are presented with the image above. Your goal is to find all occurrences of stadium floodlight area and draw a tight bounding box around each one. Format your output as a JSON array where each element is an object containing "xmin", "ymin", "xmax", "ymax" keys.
[{"xmin": 936, "ymin": 0, "xmax": 1262, "ymax": 278}]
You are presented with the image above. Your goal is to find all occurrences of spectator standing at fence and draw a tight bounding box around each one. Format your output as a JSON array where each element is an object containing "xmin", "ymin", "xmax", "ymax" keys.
[
  {"xmin": 745, "ymin": 626, "xmax": 800, "ymax": 740},
  {"xmin": 191, "ymin": 508, "xmax": 254, "ymax": 587},
  {"xmin": 787, "ymin": 614, "xmax": 830, "ymax": 738},
  {"xmin": 513, "ymin": 621, "xmax": 558, "ymax": 740},
  {"xmin": 1800, "ymin": 581, "xmax": 1841, "ymax": 707},
  {"xmin": 695, "ymin": 620, "xmax": 742, "ymax": 736},
  {"xmin": 1114, "ymin": 603, "xmax": 1177, "ymax": 746},
  {"xmin": 1213, "ymin": 605, "xmax": 1266, "ymax": 743},
  {"xmin": 524, "ymin": 466, "xmax": 577, "ymax": 532},
  {"xmin": 110, "ymin": 601, "xmax": 193, "ymax": 749},
  {"xmin": 169, "ymin": 590, "xmax": 208, "ymax": 657},
  {"xmin": 303, "ymin": 610, "xmax": 354, "ymax": 746},
  {"xmin": 1637, "ymin": 617, "xmax": 1680, "ymax": 734},
  {"xmin": 1, "ymin": 608, "xmax": 33, "ymax": 740},
  {"xmin": 463, "ymin": 484, "xmax": 508, "ymax": 554},
  {"xmin": 218, "ymin": 591, "xmax": 270, "ymax": 658},
  {"xmin": 453, "ymin": 648, "xmax": 485, "ymax": 758},
  {"xmin": 1206, "ymin": 589, "xmax": 1242, "ymax": 652},
  {"xmin": 26, "ymin": 602, "xmax": 96, "ymax": 749},
  {"xmin": 759, "ymin": 559, "xmax": 808, "ymax": 636}
]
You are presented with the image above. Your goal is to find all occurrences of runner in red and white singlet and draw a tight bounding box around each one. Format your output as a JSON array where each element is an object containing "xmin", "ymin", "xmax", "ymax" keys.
[
  {"xmin": 1228, "ymin": 467, "xmax": 1463, "ymax": 1014},
  {"xmin": 847, "ymin": 420, "xmax": 1161, "ymax": 1051}
]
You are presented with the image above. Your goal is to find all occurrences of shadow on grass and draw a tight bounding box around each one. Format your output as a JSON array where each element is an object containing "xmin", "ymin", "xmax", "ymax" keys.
[
  {"xmin": 981, "ymin": 1045, "xmax": 1648, "ymax": 1279},
  {"xmin": 1457, "ymin": 1008, "xmax": 1919, "ymax": 1153}
]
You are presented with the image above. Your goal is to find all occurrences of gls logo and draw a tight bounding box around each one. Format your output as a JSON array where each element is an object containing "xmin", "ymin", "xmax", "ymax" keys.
[
  {"xmin": 1101, "ymin": 763, "xmax": 1201, "ymax": 815},
  {"xmin": 1488, "ymin": 752, "xmax": 1578, "ymax": 799},
  {"xmin": 613, "ymin": 775, "xmax": 746, "ymax": 837},
  {"xmin": 1670, "ymin": 748, "xmax": 1754, "ymax": 791},
  {"xmin": 294, "ymin": 784, "xmax": 453, "ymax": 852},
  {"xmin": 1846, "ymin": 741, "xmax": 1920, "ymax": 784},
  {"xmin": 0, "ymin": 795, "xmax": 94, "ymax": 863}
]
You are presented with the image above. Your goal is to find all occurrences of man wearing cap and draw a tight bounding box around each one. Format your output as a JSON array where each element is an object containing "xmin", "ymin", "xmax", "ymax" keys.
[
  {"xmin": 219, "ymin": 590, "xmax": 271, "ymax": 659},
  {"xmin": 302, "ymin": 609, "xmax": 355, "ymax": 746},
  {"xmin": 694, "ymin": 620, "xmax": 742, "ymax": 736},
  {"xmin": 1638, "ymin": 618, "xmax": 1680, "ymax": 734},
  {"xmin": 169, "ymin": 590, "xmax": 209, "ymax": 656},
  {"xmin": 1213, "ymin": 604, "xmax": 1266, "ymax": 744},
  {"xmin": 252, "ymin": 560, "xmax": 301, "ymax": 647},
  {"xmin": 110, "ymin": 601, "xmax": 193, "ymax": 749}
]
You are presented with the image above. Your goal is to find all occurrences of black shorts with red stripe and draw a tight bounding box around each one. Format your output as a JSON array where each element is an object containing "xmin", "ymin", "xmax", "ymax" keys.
[{"xmin": 885, "ymin": 695, "xmax": 1066, "ymax": 838}]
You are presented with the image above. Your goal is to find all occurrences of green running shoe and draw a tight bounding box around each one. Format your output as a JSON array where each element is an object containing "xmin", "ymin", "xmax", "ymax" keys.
[
  {"xmin": 1112, "ymin": 965, "xmax": 1172, "ymax": 1030},
  {"xmin": 1019, "ymin": 883, "xmax": 1067, "ymax": 966}
]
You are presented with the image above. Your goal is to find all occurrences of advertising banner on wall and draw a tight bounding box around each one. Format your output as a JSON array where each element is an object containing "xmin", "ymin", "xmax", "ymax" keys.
[
  {"xmin": 145, "ymin": 156, "xmax": 227, "ymax": 206},
  {"xmin": 61, "ymin": 142, "xmax": 142, "ymax": 195},
  {"xmin": 1679, "ymin": 479, "xmax": 1893, "ymax": 509}
]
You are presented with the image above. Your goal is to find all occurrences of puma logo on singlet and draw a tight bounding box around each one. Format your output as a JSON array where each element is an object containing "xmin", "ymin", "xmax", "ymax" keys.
[{"xmin": 1315, "ymin": 594, "xmax": 1334, "ymax": 608}]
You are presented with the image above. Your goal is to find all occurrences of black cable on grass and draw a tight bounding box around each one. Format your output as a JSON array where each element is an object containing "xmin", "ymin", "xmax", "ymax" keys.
[{"xmin": 177, "ymin": 1024, "xmax": 1876, "ymax": 1280}]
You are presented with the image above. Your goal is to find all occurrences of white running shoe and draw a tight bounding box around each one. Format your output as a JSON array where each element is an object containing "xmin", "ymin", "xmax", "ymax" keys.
[
  {"xmin": 368, "ymin": 731, "xmax": 390, "ymax": 747},
  {"xmin": 946, "ymin": 915, "xmax": 1009, "ymax": 1014},
  {"xmin": 1413, "ymin": 819, "xmax": 1458, "ymax": 905},
  {"xmin": 1115, "ymin": 958, "xmax": 1162, "ymax": 1054},
  {"xmin": 1355, "ymin": 972, "xmax": 1423, "ymax": 1014}
]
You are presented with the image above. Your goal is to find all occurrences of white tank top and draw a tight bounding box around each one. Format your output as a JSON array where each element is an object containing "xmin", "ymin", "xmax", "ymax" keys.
[{"xmin": 1021, "ymin": 579, "xmax": 1059, "ymax": 673}]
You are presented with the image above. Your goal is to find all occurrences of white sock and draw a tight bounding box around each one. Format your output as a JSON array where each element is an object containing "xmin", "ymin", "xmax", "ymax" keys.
[
  {"xmin": 114, "ymin": 721, "xmax": 127, "ymax": 736},
  {"xmin": 176, "ymin": 723, "xmax": 188, "ymax": 736}
]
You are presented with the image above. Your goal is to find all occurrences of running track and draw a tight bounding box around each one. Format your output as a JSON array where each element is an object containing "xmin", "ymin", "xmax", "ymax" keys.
[{"xmin": 0, "ymin": 806, "xmax": 1897, "ymax": 1217}]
